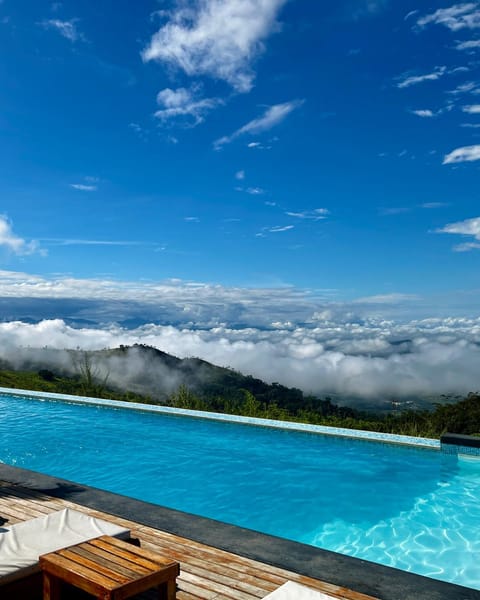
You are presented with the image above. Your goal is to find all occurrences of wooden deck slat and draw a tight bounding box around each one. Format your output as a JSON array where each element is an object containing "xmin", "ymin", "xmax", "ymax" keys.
[{"xmin": 0, "ymin": 481, "xmax": 380, "ymax": 600}]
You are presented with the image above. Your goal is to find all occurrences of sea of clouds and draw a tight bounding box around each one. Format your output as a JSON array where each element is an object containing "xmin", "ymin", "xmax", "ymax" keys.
[{"xmin": 0, "ymin": 271, "xmax": 479, "ymax": 404}]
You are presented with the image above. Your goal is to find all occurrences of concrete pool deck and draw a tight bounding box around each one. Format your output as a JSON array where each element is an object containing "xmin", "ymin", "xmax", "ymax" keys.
[{"xmin": 0, "ymin": 463, "xmax": 478, "ymax": 600}]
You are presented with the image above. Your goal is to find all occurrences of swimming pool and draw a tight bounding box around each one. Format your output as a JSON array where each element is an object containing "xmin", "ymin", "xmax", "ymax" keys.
[{"xmin": 1, "ymin": 392, "xmax": 479, "ymax": 590}]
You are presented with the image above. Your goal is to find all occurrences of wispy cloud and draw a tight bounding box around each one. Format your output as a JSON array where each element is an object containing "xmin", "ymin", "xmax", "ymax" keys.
[
  {"xmin": 455, "ymin": 39, "xmax": 480, "ymax": 50},
  {"xmin": 404, "ymin": 10, "xmax": 419, "ymax": 21},
  {"xmin": 247, "ymin": 141, "xmax": 272, "ymax": 150},
  {"xmin": 443, "ymin": 144, "xmax": 480, "ymax": 163},
  {"xmin": 141, "ymin": 0, "xmax": 287, "ymax": 93},
  {"xmin": 350, "ymin": 0, "xmax": 389, "ymax": 19},
  {"xmin": 0, "ymin": 216, "xmax": 40, "ymax": 256},
  {"xmin": 214, "ymin": 100, "xmax": 303, "ymax": 149},
  {"xmin": 462, "ymin": 103, "xmax": 480, "ymax": 112},
  {"xmin": 70, "ymin": 183, "xmax": 97, "ymax": 192},
  {"xmin": 354, "ymin": 293, "xmax": 419, "ymax": 304},
  {"xmin": 437, "ymin": 216, "xmax": 480, "ymax": 251},
  {"xmin": 416, "ymin": 3, "xmax": 480, "ymax": 31},
  {"xmin": 39, "ymin": 18, "xmax": 83, "ymax": 42},
  {"xmin": 379, "ymin": 206, "xmax": 410, "ymax": 216},
  {"xmin": 447, "ymin": 81, "xmax": 479, "ymax": 94},
  {"xmin": 420, "ymin": 202, "xmax": 450, "ymax": 209},
  {"xmin": 235, "ymin": 170, "xmax": 245, "ymax": 180},
  {"xmin": 286, "ymin": 209, "xmax": 329, "ymax": 220},
  {"xmin": 41, "ymin": 238, "xmax": 155, "ymax": 247},
  {"xmin": 396, "ymin": 67, "xmax": 446, "ymax": 88},
  {"xmin": 410, "ymin": 109, "xmax": 435, "ymax": 117},
  {"xmin": 235, "ymin": 185, "xmax": 265, "ymax": 194},
  {"xmin": 268, "ymin": 225, "xmax": 294, "ymax": 232},
  {"xmin": 154, "ymin": 86, "xmax": 222, "ymax": 126}
]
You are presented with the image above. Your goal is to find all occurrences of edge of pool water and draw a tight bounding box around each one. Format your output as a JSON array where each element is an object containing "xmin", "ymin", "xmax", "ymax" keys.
[
  {"xmin": 3, "ymin": 387, "xmax": 479, "ymax": 599},
  {"xmin": 0, "ymin": 386, "xmax": 440, "ymax": 449}
]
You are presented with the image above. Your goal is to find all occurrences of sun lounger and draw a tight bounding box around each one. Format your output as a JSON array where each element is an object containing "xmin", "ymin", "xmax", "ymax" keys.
[
  {"xmin": 0, "ymin": 508, "xmax": 130, "ymax": 585},
  {"xmin": 264, "ymin": 581, "xmax": 340, "ymax": 599}
]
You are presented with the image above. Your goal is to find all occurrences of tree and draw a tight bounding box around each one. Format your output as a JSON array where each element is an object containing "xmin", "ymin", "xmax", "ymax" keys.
[{"xmin": 70, "ymin": 351, "xmax": 109, "ymax": 397}]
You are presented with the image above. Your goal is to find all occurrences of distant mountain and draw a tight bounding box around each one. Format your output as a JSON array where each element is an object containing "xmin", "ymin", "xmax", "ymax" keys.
[{"xmin": 0, "ymin": 343, "xmax": 359, "ymax": 418}]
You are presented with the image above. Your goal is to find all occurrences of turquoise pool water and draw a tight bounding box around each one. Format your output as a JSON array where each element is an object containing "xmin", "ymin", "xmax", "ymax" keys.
[{"xmin": 1, "ymin": 393, "xmax": 479, "ymax": 590}]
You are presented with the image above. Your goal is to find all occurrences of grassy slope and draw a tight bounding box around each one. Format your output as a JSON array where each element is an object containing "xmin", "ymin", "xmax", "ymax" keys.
[{"xmin": 0, "ymin": 370, "xmax": 154, "ymax": 404}]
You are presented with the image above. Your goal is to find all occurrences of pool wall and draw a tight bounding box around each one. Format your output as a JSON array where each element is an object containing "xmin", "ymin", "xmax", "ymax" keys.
[
  {"xmin": 0, "ymin": 386, "xmax": 439, "ymax": 449},
  {"xmin": 441, "ymin": 433, "xmax": 480, "ymax": 457},
  {"xmin": 0, "ymin": 462, "xmax": 478, "ymax": 600}
]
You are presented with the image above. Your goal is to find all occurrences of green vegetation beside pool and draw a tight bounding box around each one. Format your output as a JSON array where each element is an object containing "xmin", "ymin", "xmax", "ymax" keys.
[{"xmin": 0, "ymin": 369, "xmax": 154, "ymax": 405}]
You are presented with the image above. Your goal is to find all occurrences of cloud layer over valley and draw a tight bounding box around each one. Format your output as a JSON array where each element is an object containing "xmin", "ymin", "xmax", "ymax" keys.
[{"xmin": 0, "ymin": 270, "xmax": 479, "ymax": 405}]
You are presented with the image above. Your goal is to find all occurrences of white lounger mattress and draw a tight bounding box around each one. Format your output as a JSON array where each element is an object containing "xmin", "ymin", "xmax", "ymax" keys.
[
  {"xmin": 0, "ymin": 507, "xmax": 130, "ymax": 584},
  {"xmin": 264, "ymin": 581, "xmax": 341, "ymax": 599}
]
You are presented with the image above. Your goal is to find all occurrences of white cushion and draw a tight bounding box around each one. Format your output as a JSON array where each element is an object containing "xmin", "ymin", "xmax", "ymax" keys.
[
  {"xmin": 264, "ymin": 581, "xmax": 338, "ymax": 599},
  {"xmin": 0, "ymin": 508, "xmax": 130, "ymax": 584}
]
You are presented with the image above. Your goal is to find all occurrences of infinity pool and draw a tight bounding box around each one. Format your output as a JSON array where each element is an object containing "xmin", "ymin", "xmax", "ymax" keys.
[{"xmin": 1, "ymin": 393, "xmax": 479, "ymax": 590}]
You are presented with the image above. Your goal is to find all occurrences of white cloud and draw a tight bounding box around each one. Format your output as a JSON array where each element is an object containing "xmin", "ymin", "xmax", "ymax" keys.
[
  {"xmin": 286, "ymin": 209, "xmax": 329, "ymax": 220},
  {"xmin": 235, "ymin": 170, "xmax": 245, "ymax": 180},
  {"xmin": 70, "ymin": 183, "xmax": 97, "ymax": 192},
  {"xmin": 437, "ymin": 216, "xmax": 480, "ymax": 251},
  {"xmin": 455, "ymin": 39, "xmax": 480, "ymax": 49},
  {"xmin": 447, "ymin": 81, "xmax": 479, "ymax": 94},
  {"xmin": 437, "ymin": 215, "xmax": 480, "ymax": 240},
  {"xmin": 154, "ymin": 86, "xmax": 222, "ymax": 125},
  {"xmin": 40, "ymin": 18, "xmax": 82, "ymax": 42},
  {"xmin": 269, "ymin": 225, "xmax": 294, "ymax": 232},
  {"xmin": 417, "ymin": 3, "xmax": 480, "ymax": 31},
  {"xmin": 462, "ymin": 103, "xmax": 480, "ymax": 112},
  {"xmin": 141, "ymin": 0, "xmax": 287, "ymax": 92},
  {"xmin": 443, "ymin": 144, "xmax": 480, "ymax": 163},
  {"xmin": 396, "ymin": 67, "xmax": 446, "ymax": 88},
  {"xmin": 410, "ymin": 109, "xmax": 435, "ymax": 117},
  {"xmin": 453, "ymin": 241, "xmax": 480, "ymax": 251},
  {"xmin": 246, "ymin": 186, "xmax": 265, "ymax": 195},
  {"xmin": 461, "ymin": 122, "xmax": 480, "ymax": 127},
  {"xmin": 214, "ymin": 100, "xmax": 303, "ymax": 148},
  {"xmin": 0, "ymin": 217, "xmax": 40, "ymax": 256}
]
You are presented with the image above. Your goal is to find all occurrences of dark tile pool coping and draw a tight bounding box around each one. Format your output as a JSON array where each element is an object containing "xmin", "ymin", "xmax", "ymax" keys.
[
  {"xmin": 441, "ymin": 433, "xmax": 480, "ymax": 458},
  {"xmin": 0, "ymin": 463, "xmax": 478, "ymax": 600}
]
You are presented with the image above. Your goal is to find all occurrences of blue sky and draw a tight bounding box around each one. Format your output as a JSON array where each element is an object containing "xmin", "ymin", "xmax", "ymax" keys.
[
  {"xmin": 1, "ymin": 0, "xmax": 479, "ymax": 299},
  {"xmin": 1, "ymin": 1, "xmax": 480, "ymax": 398}
]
